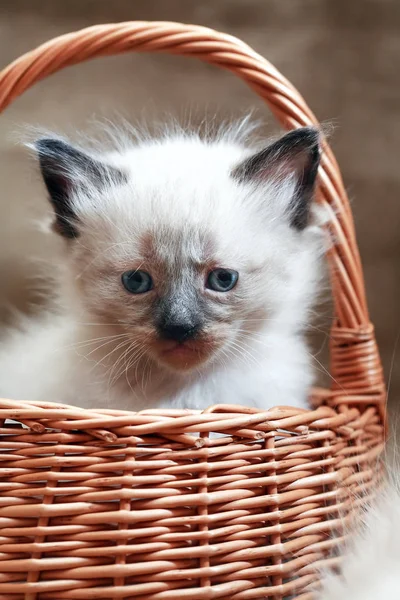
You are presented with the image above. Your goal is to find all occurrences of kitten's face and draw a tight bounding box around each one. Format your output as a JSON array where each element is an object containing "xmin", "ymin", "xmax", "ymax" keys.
[
  {"xmin": 35, "ymin": 127, "xmax": 321, "ymax": 373},
  {"xmin": 71, "ymin": 217, "xmax": 273, "ymax": 372}
]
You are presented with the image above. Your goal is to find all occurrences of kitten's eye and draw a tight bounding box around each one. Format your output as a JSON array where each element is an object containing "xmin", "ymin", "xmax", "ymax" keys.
[
  {"xmin": 121, "ymin": 270, "xmax": 153, "ymax": 294},
  {"xmin": 206, "ymin": 269, "xmax": 238, "ymax": 292}
]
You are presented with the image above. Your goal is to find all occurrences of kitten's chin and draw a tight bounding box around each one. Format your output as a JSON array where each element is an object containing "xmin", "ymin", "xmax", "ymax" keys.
[{"xmin": 154, "ymin": 341, "xmax": 216, "ymax": 372}]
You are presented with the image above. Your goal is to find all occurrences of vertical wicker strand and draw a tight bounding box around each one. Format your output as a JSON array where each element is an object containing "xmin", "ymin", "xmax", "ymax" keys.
[
  {"xmin": 112, "ymin": 439, "xmax": 132, "ymax": 599},
  {"xmin": 25, "ymin": 464, "xmax": 58, "ymax": 600},
  {"xmin": 316, "ymin": 438, "xmax": 337, "ymax": 579},
  {"xmin": 265, "ymin": 435, "xmax": 283, "ymax": 600},
  {"xmin": 197, "ymin": 432, "xmax": 210, "ymax": 592}
]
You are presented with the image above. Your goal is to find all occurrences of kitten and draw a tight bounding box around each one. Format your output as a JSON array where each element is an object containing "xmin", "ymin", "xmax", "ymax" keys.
[
  {"xmin": 0, "ymin": 123, "xmax": 325, "ymax": 411},
  {"xmin": 317, "ymin": 476, "xmax": 400, "ymax": 599}
]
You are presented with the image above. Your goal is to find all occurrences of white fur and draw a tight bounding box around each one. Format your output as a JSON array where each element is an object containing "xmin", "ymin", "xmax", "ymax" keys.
[
  {"xmin": 0, "ymin": 123, "xmax": 326, "ymax": 412},
  {"xmin": 317, "ymin": 478, "xmax": 400, "ymax": 599}
]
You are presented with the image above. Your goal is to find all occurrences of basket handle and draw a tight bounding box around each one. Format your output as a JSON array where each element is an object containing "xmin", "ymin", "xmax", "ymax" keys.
[{"xmin": 0, "ymin": 21, "xmax": 384, "ymax": 402}]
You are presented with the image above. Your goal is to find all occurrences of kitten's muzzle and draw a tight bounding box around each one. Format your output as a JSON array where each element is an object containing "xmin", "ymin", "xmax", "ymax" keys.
[{"xmin": 157, "ymin": 321, "xmax": 201, "ymax": 343}]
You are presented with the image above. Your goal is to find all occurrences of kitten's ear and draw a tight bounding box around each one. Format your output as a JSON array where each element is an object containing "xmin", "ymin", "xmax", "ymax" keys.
[
  {"xmin": 232, "ymin": 127, "xmax": 321, "ymax": 230},
  {"xmin": 34, "ymin": 138, "xmax": 125, "ymax": 238}
]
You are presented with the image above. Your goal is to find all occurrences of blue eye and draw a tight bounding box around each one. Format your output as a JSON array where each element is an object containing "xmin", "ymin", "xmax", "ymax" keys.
[
  {"xmin": 206, "ymin": 269, "xmax": 238, "ymax": 292},
  {"xmin": 121, "ymin": 270, "xmax": 153, "ymax": 294}
]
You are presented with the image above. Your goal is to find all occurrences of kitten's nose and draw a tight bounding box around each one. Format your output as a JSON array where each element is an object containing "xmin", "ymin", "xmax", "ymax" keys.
[{"xmin": 158, "ymin": 322, "xmax": 201, "ymax": 343}]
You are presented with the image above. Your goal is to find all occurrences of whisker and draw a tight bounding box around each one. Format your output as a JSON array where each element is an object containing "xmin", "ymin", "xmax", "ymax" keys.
[
  {"xmin": 239, "ymin": 318, "xmax": 334, "ymax": 338},
  {"xmin": 69, "ymin": 334, "xmax": 130, "ymax": 354},
  {"xmin": 88, "ymin": 339, "xmax": 132, "ymax": 373},
  {"xmin": 108, "ymin": 340, "xmax": 140, "ymax": 388}
]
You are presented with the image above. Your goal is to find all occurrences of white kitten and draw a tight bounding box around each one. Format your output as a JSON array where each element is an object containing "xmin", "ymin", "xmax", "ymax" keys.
[
  {"xmin": 317, "ymin": 477, "xmax": 400, "ymax": 599},
  {"xmin": 0, "ymin": 123, "xmax": 325, "ymax": 411}
]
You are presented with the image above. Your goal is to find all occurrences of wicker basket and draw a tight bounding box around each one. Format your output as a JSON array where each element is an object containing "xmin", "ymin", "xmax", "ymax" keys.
[{"xmin": 0, "ymin": 21, "xmax": 386, "ymax": 600}]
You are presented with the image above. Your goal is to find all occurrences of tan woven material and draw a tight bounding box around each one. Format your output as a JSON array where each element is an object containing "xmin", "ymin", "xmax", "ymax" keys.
[{"xmin": 0, "ymin": 21, "xmax": 386, "ymax": 600}]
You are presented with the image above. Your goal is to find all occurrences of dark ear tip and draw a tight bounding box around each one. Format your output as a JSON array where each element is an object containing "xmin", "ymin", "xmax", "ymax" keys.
[
  {"xmin": 34, "ymin": 137, "xmax": 70, "ymax": 157},
  {"xmin": 289, "ymin": 128, "xmax": 322, "ymax": 168},
  {"xmin": 289, "ymin": 126, "xmax": 321, "ymax": 148}
]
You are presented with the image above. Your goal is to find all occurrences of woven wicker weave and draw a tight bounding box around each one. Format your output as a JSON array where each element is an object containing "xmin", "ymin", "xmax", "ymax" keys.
[{"xmin": 0, "ymin": 21, "xmax": 386, "ymax": 600}]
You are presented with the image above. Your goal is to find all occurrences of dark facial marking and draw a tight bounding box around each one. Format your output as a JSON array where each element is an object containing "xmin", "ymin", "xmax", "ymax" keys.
[{"xmin": 155, "ymin": 288, "xmax": 205, "ymax": 343}]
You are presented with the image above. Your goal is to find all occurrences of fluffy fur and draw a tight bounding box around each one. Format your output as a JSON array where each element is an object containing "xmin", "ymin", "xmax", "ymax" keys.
[
  {"xmin": 0, "ymin": 122, "xmax": 326, "ymax": 411},
  {"xmin": 317, "ymin": 476, "xmax": 400, "ymax": 599}
]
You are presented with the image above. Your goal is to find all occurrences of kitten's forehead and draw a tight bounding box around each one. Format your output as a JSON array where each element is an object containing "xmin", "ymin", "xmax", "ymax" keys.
[
  {"xmin": 140, "ymin": 227, "xmax": 215, "ymax": 269},
  {"xmin": 117, "ymin": 138, "xmax": 246, "ymax": 183}
]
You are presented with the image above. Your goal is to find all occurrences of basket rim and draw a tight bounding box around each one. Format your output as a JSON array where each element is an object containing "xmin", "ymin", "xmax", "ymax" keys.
[{"xmin": 0, "ymin": 395, "xmax": 383, "ymax": 444}]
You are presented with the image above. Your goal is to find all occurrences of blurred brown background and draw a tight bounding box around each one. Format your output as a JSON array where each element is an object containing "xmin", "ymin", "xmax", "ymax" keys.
[{"xmin": 0, "ymin": 1, "xmax": 399, "ymax": 413}]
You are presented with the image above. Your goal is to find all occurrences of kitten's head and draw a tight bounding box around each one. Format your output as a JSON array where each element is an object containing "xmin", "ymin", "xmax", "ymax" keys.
[{"xmin": 34, "ymin": 125, "xmax": 324, "ymax": 372}]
